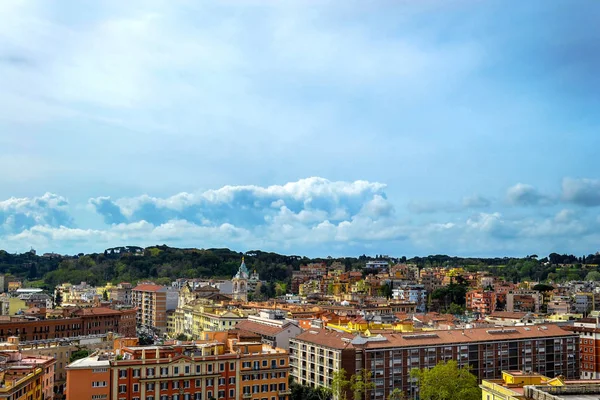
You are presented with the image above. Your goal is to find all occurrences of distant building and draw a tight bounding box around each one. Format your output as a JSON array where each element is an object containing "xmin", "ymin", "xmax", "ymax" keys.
[
  {"xmin": 131, "ymin": 283, "xmax": 179, "ymax": 335},
  {"xmin": 365, "ymin": 261, "xmax": 389, "ymax": 270},
  {"xmin": 506, "ymin": 290, "xmax": 542, "ymax": 313}
]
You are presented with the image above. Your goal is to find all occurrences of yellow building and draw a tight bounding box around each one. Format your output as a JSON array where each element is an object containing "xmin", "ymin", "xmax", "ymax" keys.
[
  {"xmin": 481, "ymin": 371, "xmax": 564, "ymax": 400},
  {"xmin": 0, "ymin": 365, "xmax": 44, "ymax": 400}
]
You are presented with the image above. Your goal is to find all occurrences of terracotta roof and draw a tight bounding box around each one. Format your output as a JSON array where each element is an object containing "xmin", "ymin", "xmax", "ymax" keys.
[
  {"xmin": 133, "ymin": 284, "xmax": 165, "ymax": 292},
  {"xmin": 73, "ymin": 307, "xmax": 122, "ymax": 316},
  {"xmin": 360, "ymin": 325, "xmax": 574, "ymax": 349},
  {"xmin": 235, "ymin": 320, "xmax": 285, "ymax": 336},
  {"xmin": 293, "ymin": 329, "xmax": 355, "ymax": 350},
  {"xmin": 487, "ymin": 311, "xmax": 529, "ymax": 319}
]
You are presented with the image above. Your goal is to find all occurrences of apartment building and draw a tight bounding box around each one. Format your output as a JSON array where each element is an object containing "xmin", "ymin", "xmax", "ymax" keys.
[
  {"xmin": 0, "ymin": 307, "xmax": 136, "ymax": 342},
  {"xmin": 506, "ymin": 290, "xmax": 542, "ymax": 313},
  {"xmin": 290, "ymin": 325, "xmax": 579, "ymax": 399},
  {"xmin": 289, "ymin": 330, "xmax": 356, "ymax": 391},
  {"xmin": 236, "ymin": 309, "xmax": 302, "ymax": 350},
  {"xmin": 563, "ymin": 318, "xmax": 600, "ymax": 379},
  {"xmin": 465, "ymin": 289, "xmax": 497, "ymax": 316},
  {"xmin": 67, "ymin": 333, "xmax": 291, "ymax": 400},
  {"xmin": 391, "ymin": 285, "xmax": 427, "ymax": 313},
  {"xmin": 132, "ymin": 284, "xmax": 178, "ymax": 334},
  {"xmin": 0, "ymin": 350, "xmax": 55, "ymax": 400}
]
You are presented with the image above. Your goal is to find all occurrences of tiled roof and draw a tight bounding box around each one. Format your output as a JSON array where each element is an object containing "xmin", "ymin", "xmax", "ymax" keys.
[
  {"xmin": 294, "ymin": 325, "xmax": 574, "ymax": 350},
  {"xmin": 292, "ymin": 329, "xmax": 355, "ymax": 350},
  {"xmin": 133, "ymin": 284, "xmax": 165, "ymax": 292},
  {"xmin": 73, "ymin": 307, "xmax": 122, "ymax": 316},
  {"xmin": 487, "ymin": 311, "xmax": 529, "ymax": 319},
  {"xmin": 361, "ymin": 325, "xmax": 574, "ymax": 349},
  {"xmin": 235, "ymin": 320, "xmax": 285, "ymax": 336}
]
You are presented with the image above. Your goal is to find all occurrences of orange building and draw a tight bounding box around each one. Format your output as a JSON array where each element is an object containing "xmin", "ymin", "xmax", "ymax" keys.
[
  {"xmin": 66, "ymin": 332, "xmax": 290, "ymax": 400},
  {"xmin": 465, "ymin": 289, "xmax": 497, "ymax": 316}
]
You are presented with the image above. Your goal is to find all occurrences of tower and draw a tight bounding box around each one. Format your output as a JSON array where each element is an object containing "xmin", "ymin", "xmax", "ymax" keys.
[{"xmin": 232, "ymin": 257, "xmax": 249, "ymax": 302}]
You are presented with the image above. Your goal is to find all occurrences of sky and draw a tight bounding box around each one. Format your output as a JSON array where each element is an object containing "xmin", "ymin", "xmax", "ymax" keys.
[{"xmin": 0, "ymin": 0, "xmax": 599, "ymax": 258}]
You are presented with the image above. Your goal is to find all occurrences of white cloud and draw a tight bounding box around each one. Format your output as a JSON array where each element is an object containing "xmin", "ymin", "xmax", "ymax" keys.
[
  {"xmin": 506, "ymin": 183, "xmax": 553, "ymax": 206},
  {"xmin": 561, "ymin": 178, "xmax": 600, "ymax": 207}
]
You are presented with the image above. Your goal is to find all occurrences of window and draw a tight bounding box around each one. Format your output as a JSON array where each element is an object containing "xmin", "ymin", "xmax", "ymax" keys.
[
  {"xmin": 218, "ymin": 390, "xmax": 225, "ymax": 399},
  {"xmin": 173, "ymin": 381, "xmax": 180, "ymax": 389},
  {"xmin": 229, "ymin": 377, "xmax": 235, "ymax": 385},
  {"xmin": 133, "ymin": 369, "xmax": 140, "ymax": 378},
  {"xmin": 185, "ymin": 366, "xmax": 190, "ymax": 374},
  {"xmin": 207, "ymin": 378, "xmax": 214, "ymax": 387},
  {"xmin": 219, "ymin": 363, "xmax": 225, "ymax": 372},
  {"xmin": 161, "ymin": 367, "xmax": 169, "ymax": 376},
  {"xmin": 243, "ymin": 362, "xmax": 251, "ymax": 368},
  {"xmin": 119, "ymin": 370, "xmax": 127, "ymax": 378},
  {"xmin": 133, "ymin": 384, "xmax": 139, "ymax": 392},
  {"xmin": 147, "ymin": 368, "xmax": 155, "ymax": 377},
  {"xmin": 207, "ymin": 364, "xmax": 213, "ymax": 372},
  {"xmin": 229, "ymin": 362, "xmax": 235, "ymax": 371},
  {"xmin": 195, "ymin": 379, "xmax": 201, "ymax": 388},
  {"xmin": 146, "ymin": 383, "xmax": 155, "ymax": 391},
  {"xmin": 184, "ymin": 381, "xmax": 190, "ymax": 389},
  {"xmin": 229, "ymin": 389, "xmax": 235, "ymax": 398},
  {"xmin": 207, "ymin": 392, "xmax": 212, "ymax": 400},
  {"xmin": 280, "ymin": 359, "xmax": 285, "ymax": 366},
  {"xmin": 218, "ymin": 378, "xmax": 225, "ymax": 386},
  {"xmin": 119, "ymin": 385, "xmax": 127, "ymax": 394},
  {"xmin": 262, "ymin": 360, "xmax": 268, "ymax": 367},
  {"xmin": 92, "ymin": 381, "xmax": 107, "ymax": 388},
  {"xmin": 174, "ymin": 367, "xmax": 179, "ymax": 374},
  {"xmin": 160, "ymin": 382, "xmax": 168, "ymax": 391}
]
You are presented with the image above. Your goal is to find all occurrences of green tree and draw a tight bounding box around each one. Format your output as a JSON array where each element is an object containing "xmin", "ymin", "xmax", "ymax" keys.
[
  {"xmin": 350, "ymin": 369, "xmax": 375, "ymax": 400},
  {"xmin": 69, "ymin": 349, "xmax": 89, "ymax": 363},
  {"xmin": 586, "ymin": 271, "xmax": 600, "ymax": 282},
  {"xmin": 54, "ymin": 289, "xmax": 63, "ymax": 308},
  {"xmin": 380, "ymin": 283, "xmax": 393, "ymax": 299},
  {"xmin": 331, "ymin": 368, "xmax": 350, "ymax": 400},
  {"xmin": 388, "ymin": 388, "xmax": 406, "ymax": 400},
  {"xmin": 444, "ymin": 303, "xmax": 465, "ymax": 315},
  {"xmin": 410, "ymin": 360, "xmax": 480, "ymax": 400},
  {"xmin": 102, "ymin": 290, "xmax": 109, "ymax": 301}
]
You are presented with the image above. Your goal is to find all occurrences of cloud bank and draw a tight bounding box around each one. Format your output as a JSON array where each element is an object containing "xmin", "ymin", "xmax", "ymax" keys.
[{"xmin": 1, "ymin": 177, "xmax": 599, "ymax": 257}]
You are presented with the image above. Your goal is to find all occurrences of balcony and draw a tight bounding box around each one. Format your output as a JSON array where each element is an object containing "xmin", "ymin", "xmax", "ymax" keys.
[{"xmin": 279, "ymin": 390, "xmax": 292, "ymax": 395}]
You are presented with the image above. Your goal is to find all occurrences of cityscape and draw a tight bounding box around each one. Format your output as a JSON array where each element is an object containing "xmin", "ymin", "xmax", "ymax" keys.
[
  {"xmin": 0, "ymin": 249, "xmax": 598, "ymax": 399},
  {"xmin": 2, "ymin": 1, "xmax": 600, "ymax": 400}
]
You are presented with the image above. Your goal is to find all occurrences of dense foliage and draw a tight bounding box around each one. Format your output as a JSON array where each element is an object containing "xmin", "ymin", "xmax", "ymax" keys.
[
  {"xmin": 0, "ymin": 247, "xmax": 599, "ymax": 290},
  {"xmin": 410, "ymin": 360, "xmax": 480, "ymax": 400}
]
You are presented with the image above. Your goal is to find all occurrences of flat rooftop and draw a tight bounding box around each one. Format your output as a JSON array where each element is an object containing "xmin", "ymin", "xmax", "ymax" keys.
[{"xmin": 67, "ymin": 356, "xmax": 110, "ymax": 369}]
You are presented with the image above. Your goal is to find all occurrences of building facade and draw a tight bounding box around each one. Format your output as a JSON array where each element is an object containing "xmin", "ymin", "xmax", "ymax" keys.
[
  {"xmin": 67, "ymin": 335, "xmax": 290, "ymax": 400},
  {"xmin": 132, "ymin": 284, "xmax": 178, "ymax": 334},
  {"xmin": 291, "ymin": 325, "xmax": 579, "ymax": 399}
]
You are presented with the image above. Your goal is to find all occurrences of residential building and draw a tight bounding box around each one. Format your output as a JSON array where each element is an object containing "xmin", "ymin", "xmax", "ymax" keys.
[
  {"xmin": 132, "ymin": 283, "xmax": 178, "ymax": 334},
  {"xmin": 391, "ymin": 285, "xmax": 427, "ymax": 313},
  {"xmin": 365, "ymin": 261, "xmax": 389, "ymax": 270},
  {"xmin": 67, "ymin": 333, "xmax": 290, "ymax": 400},
  {"xmin": 0, "ymin": 307, "xmax": 136, "ymax": 342},
  {"xmin": 235, "ymin": 310, "xmax": 303, "ymax": 350},
  {"xmin": 563, "ymin": 317, "xmax": 600, "ymax": 379},
  {"xmin": 506, "ymin": 290, "xmax": 542, "ymax": 313},
  {"xmin": 65, "ymin": 354, "xmax": 111, "ymax": 400},
  {"xmin": 290, "ymin": 325, "xmax": 578, "ymax": 399},
  {"xmin": 0, "ymin": 361, "xmax": 45, "ymax": 400},
  {"xmin": 465, "ymin": 289, "xmax": 497, "ymax": 316},
  {"xmin": 481, "ymin": 371, "xmax": 600, "ymax": 400},
  {"xmin": 108, "ymin": 283, "xmax": 133, "ymax": 306}
]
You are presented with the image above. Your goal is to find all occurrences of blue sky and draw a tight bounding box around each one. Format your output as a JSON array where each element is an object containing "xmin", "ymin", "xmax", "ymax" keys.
[{"xmin": 1, "ymin": 0, "xmax": 599, "ymax": 257}]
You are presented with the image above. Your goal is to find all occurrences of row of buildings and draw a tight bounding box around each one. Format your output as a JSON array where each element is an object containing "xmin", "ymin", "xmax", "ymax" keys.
[{"xmin": 67, "ymin": 333, "xmax": 291, "ymax": 400}]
